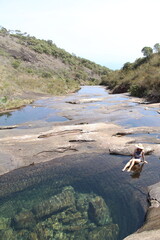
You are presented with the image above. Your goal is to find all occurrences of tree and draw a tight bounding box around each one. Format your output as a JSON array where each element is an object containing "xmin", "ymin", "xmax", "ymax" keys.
[
  {"xmin": 122, "ymin": 62, "xmax": 133, "ymax": 71},
  {"xmin": 154, "ymin": 43, "xmax": 160, "ymax": 53},
  {"xmin": 141, "ymin": 46, "xmax": 153, "ymax": 57},
  {"xmin": 0, "ymin": 26, "xmax": 8, "ymax": 35}
]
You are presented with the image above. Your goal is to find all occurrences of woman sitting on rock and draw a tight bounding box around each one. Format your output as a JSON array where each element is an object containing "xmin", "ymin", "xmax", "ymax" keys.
[{"xmin": 122, "ymin": 144, "xmax": 148, "ymax": 172}]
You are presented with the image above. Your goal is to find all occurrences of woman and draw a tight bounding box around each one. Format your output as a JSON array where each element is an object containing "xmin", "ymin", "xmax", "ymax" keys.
[{"xmin": 122, "ymin": 144, "xmax": 148, "ymax": 172}]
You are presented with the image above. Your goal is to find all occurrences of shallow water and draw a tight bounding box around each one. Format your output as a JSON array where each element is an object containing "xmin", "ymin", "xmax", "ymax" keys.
[
  {"xmin": 0, "ymin": 102, "xmax": 68, "ymax": 126},
  {"xmin": 0, "ymin": 153, "xmax": 160, "ymax": 240},
  {"xmin": 0, "ymin": 86, "xmax": 159, "ymax": 129}
]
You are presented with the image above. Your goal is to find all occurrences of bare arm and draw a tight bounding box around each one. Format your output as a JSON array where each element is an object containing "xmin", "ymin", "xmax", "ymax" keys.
[{"xmin": 142, "ymin": 151, "xmax": 145, "ymax": 161}]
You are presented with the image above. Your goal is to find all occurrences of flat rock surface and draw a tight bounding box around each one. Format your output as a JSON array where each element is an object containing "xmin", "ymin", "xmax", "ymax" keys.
[{"xmin": 0, "ymin": 86, "xmax": 160, "ymax": 176}]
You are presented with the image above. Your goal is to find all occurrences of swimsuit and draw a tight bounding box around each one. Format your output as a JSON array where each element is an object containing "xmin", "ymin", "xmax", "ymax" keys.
[{"xmin": 134, "ymin": 150, "xmax": 143, "ymax": 161}]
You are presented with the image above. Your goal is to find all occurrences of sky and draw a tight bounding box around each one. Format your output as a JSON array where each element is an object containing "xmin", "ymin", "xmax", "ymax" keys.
[{"xmin": 0, "ymin": 0, "xmax": 159, "ymax": 70}]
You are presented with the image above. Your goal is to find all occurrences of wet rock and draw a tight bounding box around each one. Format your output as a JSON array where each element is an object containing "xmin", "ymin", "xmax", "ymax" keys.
[
  {"xmin": 62, "ymin": 218, "xmax": 88, "ymax": 232},
  {"xmin": 88, "ymin": 196, "xmax": 112, "ymax": 226},
  {"xmin": 0, "ymin": 217, "xmax": 11, "ymax": 230},
  {"xmin": 33, "ymin": 186, "xmax": 76, "ymax": 218},
  {"xmin": 55, "ymin": 208, "xmax": 82, "ymax": 224},
  {"xmin": 35, "ymin": 224, "xmax": 54, "ymax": 240},
  {"xmin": 6, "ymin": 186, "xmax": 119, "ymax": 240},
  {"xmin": 66, "ymin": 98, "xmax": 104, "ymax": 104},
  {"xmin": 16, "ymin": 230, "xmax": 39, "ymax": 240},
  {"xmin": 88, "ymin": 224, "xmax": 119, "ymax": 240},
  {"xmin": 13, "ymin": 210, "xmax": 36, "ymax": 230},
  {"xmin": 76, "ymin": 193, "xmax": 95, "ymax": 213},
  {"xmin": 66, "ymin": 100, "xmax": 78, "ymax": 104},
  {"xmin": 0, "ymin": 228, "xmax": 15, "ymax": 240},
  {"xmin": 69, "ymin": 139, "xmax": 96, "ymax": 143},
  {"xmin": 0, "ymin": 125, "xmax": 18, "ymax": 130},
  {"xmin": 113, "ymin": 131, "xmax": 133, "ymax": 137}
]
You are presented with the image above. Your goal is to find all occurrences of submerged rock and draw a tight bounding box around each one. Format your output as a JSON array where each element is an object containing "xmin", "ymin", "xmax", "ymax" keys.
[
  {"xmin": 33, "ymin": 186, "xmax": 76, "ymax": 218},
  {"xmin": 0, "ymin": 217, "xmax": 11, "ymax": 230},
  {"xmin": 0, "ymin": 228, "xmax": 15, "ymax": 240},
  {"xmin": 13, "ymin": 210, "xmax": 36, "ymax": 230},
  {"xmin": 88, "ymin": 224, "xmax": 119, "ymax": 240},
  {"xmin": 88, "ymin": 196, "xmax": 112, "ymax": 226},
  {"xmin": 8, "ymin": 185, "xmax": 119, "ymax": 240}
]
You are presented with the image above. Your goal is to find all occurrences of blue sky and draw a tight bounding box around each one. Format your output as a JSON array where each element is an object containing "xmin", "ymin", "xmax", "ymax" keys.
[{"xmin": 0, "ymin": 0, "xmax": 159, "ymax": 70}]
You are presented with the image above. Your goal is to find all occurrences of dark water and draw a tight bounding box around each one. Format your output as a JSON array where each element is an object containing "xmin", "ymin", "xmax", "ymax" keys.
[{"xmin": 0, "ymin": 153, "xmax": 160, "ymax": 240}]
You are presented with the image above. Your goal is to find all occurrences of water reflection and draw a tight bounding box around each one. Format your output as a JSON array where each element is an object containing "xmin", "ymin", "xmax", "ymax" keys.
[
  {"xmin": 0, "ymin": 86, "xmax": 159, "ymax": 129},
  {"xmin": 130, "ymin": 163, "xmax": 145, "ymax": 179},
  {"xmin": 0, "ymin": 105, "xmax": 68, "ymax": 126}
]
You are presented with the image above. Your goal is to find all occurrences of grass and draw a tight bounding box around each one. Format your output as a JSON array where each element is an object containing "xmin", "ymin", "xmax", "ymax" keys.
[
  {"xmin": 0, "ymin": 98, "xmax": 33, "ymax": 112},
  {"xmin": 0, "ymin": 28, "xmax": 110, "ymax": 112}
]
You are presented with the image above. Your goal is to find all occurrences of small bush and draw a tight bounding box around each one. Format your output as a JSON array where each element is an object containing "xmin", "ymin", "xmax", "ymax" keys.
[
  {"xmin": 12, "ymin": 60, "xmax": 21, "ymax": 69},
  {"xmin": 41, "ymin": 72, "xmax": 52, "ymax": 78},
  {"xmin": 0, "ymin": 96, "xmax": 7, "ymax": 103}
]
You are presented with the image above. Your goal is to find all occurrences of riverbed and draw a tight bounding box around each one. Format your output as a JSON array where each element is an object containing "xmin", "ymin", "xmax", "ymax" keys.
[{"xmin": 0, "ymin": 86, "xmax": 160, "ymax": 240}]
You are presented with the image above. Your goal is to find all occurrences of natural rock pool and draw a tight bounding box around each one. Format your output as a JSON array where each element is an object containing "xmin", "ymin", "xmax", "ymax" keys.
[
  {"xmin": 0, "ymin": 86, "xmax": 160, "ymax": 240},
  {"xmin": 0, "ymin": 153, "xmax": 160, "ymax": 240}
]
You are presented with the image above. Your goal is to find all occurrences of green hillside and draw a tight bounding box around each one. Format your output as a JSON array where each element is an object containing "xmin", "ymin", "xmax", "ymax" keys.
[
  {"xmin": 101, "ymin": 45, "xmax": 160, "ymax": 102},
  {"xmin": 0, "ymin": 27, "xmax": 110, "ymax": 111}
]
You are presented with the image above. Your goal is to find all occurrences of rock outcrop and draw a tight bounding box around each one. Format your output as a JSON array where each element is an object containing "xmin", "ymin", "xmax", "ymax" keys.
[{"xmin": 124, "ymin": 182, "xmax": 160, "ymax": 240}]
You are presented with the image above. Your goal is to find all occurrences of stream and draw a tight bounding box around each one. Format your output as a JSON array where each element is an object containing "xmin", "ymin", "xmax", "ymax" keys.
[
  {"xmin": 0, "ymin": 86, "xmax": 160, "ymax": 128},
  {"xmin": 0, "ymin": 86, "xmax": 160, "ymax": 240}
]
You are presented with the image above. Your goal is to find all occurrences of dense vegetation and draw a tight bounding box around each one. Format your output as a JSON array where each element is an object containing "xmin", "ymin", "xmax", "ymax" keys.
[
  {"xmin": 0, "ymin": 27, "xmax": 110, "ymax": 111},
  {"xmin": 101, "ymin": 44, "xmax": 160, "ymax": 102}
]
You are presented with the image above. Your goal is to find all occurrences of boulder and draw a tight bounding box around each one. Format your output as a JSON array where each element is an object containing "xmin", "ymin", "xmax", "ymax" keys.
[
  {"xmin": 88, "ymin": 196, "xmax": 112, "ymax": 226},
  {"xmin": 148, "ymin": 182, "xmax": 160, "ymax": 204},
  {"xmin": 109, "ymin": 146, "xmax": 132, "ymax": 156},
  {"xmin": 109, "ymin": 145, "xmax": 154, "ymax": 156},
  {"xmin": 124, "ymin": 181, "xmax": 160, "ymax": 239},
  {"xmin": 33, "ymin": 186, "xmax": 75, "ymax": 218}
]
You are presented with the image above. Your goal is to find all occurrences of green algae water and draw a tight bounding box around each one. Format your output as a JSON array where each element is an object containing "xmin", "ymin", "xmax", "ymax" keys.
[{"xmin": 0, "ymin": 153, "xmax": 160, "ymax": 240}]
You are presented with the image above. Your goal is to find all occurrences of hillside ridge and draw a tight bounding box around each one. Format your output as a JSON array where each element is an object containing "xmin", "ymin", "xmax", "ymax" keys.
[
  {"xmin": 101, "ymin": 45, "xmax": 160, "ymax": 102},
  {"xmin": 0, "ymin": 27, "xmax": 110, "ymax": 111}
]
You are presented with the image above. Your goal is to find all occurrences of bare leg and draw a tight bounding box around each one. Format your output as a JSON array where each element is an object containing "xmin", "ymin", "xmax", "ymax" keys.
[
  {"xmin": 122, "ymin": 160, "xmax": 132, "ymax": 171},
  {"xmin": 127, "ymin": 159, "xmax": 141, "ymax": 172}
]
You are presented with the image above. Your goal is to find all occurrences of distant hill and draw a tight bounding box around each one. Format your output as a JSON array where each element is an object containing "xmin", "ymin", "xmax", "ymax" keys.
[
  {"xmin": 101, "ymin": 48, "xmax": 160, "ymax": 102},
  {"xmin": 0, "ymin": 27, "xmax": 110, "ymax": 111}
]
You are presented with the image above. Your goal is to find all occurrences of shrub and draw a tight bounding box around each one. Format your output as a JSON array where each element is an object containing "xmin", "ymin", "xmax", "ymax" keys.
[
  {"xmin": 41, "ymin": 72, "xmax": 52, "ymax": 78},
  {"xmin": 129, "ymin": 84, "xmax": 147, "ymax": 97},
  {"xmin": 0, "ymin": 96, "xmax": 7, "ymax": 103},
  {"xmin": 12, "ymin": 60, "xmax": 21, "ymax": 69}
]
